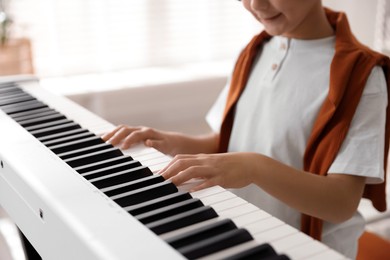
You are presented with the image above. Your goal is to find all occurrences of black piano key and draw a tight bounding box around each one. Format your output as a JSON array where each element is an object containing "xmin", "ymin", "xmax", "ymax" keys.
[
  {"xmin": 37, "ymin": 128, "xmax": 88, "ymax": 142},
  {"xmin": 0, "ymin": 95, "xmax": 34, "ymax": 106},
  {"xmin": 90, "ymin": 165, "xmax": 153, "ymax": 189},
  {"xmin": 64, "ymin": 147, "xmax": 123, "ymax": 168},
  {"xmin": 111, "ymin": 181, "xmax": 178, "ymax": 207},
  {"xmin": 0, "ymin": 91, "xmax": 27, "ymax": 101},
  {"xmin": 13, "ymin": 109, "xmax": 60, "ymax": 122},
  {"xmin": 101, "ymin": 174, "xmax": 164, "ymax": 197},
  {"xmin": 0, "ymin": 91, "xmax": 25, "ymax": 100},
  {"xmin": 0, "ymin": 81, "xmax": 17, "ymax": 86},
  {"xmin": 25, "ymin": 118, "xmax": 73, "ymax": 131},
  {"xmin": 73, "ymin": 155, "xmax": 134, "ymax": 174},
  {"xmin": 147, "ymin": 206, "xmax": 218, "ymax": 235},
  {"xmin": 1, "ymin": 100, "xmax": 47, "ymax": 114},
  {"xmin": 0, "ymin": 84, "xmax": 16, "ymax": 90},
  {"xmin": 0, "ymin": 95, "xmax": 29, "ymax": 105},
  {"xmin": 18, "ymin": 113, "xmax": 67, "ymax": 128},
  {"xmin": 30, "ymin": 122, "xmax": 82, "ymax": 138},
  {"xmin": 9, "ymin": 107, "xmax": 54, "ymax": 120},
  {"xmin": 0, "ymin": 99, "xmax": 38, "ymax": 109},
  {"xmin": 58, "ymin": 143, "xmax": 115, "ymax": 160},
  {"xmin": 264, "ymin": 255, "xmax": 291, "ymax": 260},
  {"xmin": 0, "ymin": 86, "xmax": 22, "ymax": 95},
  {"xmin": 136, "ymin": 198, "xmax": 204, "ymax": 225},
  {"xmin": 42, "ymin": 131, "xmax": 95, "ymax": 147},
  {"xmin": 166, "ymin": 219, "xmax": 237, "ymax": 249},
  {"xmin": 125, "ymin": 191, "xmax": 192, "ymax": 216},
  {"xmin": 178, "ymin": 228, "xmax": 252, "ymax": 259},
  {"xmin": 48, "ymin": 136, "xmax": 105, "ymax": 154},
  {"xmin": 9, "ymin": 107, "xmax": 55, "ymax": 119},
  {"xmin": 0, "ymin": 82, "xmax": 17, "ymax": 88},
  {"xmin": 81, "ymin": 160, "xmax": 142, "ymax": 180},
  {"xmin": 0, "ymin": 88, "xmax": 25, "ymax": 95},
  {"xmin": 224, "ymin": 244, "xmax": 288, "ymax": 260}
]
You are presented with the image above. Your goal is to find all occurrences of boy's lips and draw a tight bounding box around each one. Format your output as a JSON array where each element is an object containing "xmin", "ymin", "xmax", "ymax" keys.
[{"xmin": 261, "ymin": 13, "xmax": 282, "ymax": 22}]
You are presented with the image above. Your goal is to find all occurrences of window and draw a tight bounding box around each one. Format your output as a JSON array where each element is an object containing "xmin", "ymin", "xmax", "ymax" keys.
[{"xmin": 8, "ymin": 0, "xmax": 260, "ymax": 78}]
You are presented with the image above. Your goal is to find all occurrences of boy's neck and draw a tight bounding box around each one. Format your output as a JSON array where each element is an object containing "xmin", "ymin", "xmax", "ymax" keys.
[{"xmin": 283, "ymin": 6, "xmax": 334, "ymax": 40}]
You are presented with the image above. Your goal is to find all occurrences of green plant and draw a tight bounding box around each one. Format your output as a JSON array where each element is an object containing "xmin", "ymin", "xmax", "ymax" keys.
[{"xmin": 0, "ymin": 0, "xmax": 12, "ymax": 45}]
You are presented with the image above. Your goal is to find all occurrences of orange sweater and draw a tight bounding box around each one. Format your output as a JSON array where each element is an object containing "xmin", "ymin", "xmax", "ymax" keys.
[{"xmin": 218, "ymin": 9, "xmax": 390, "ymax": 240}]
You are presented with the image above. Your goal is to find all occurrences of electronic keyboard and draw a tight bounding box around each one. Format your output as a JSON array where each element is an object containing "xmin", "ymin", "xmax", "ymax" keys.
[{"xmin": 0, "ymin": 77, "xmax": 347, "ymax": 259}]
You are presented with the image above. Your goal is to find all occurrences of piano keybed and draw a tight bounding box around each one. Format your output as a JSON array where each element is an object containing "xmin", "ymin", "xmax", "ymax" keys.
[{"xmin": 0, "ymin": 78, "xmax": 347, "ymax": 259}]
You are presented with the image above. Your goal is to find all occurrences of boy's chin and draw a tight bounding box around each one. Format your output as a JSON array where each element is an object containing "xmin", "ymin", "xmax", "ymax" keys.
[{"xmin": 263, "ymin": 29, "xmax": 284, "ymax": 37}]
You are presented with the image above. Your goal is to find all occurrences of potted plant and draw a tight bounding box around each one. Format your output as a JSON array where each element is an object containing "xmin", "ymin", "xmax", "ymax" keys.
[
  {"xmin": 0, "ymin": 0, "xmax": 11, "ymax": 45},
  {"xmin": 0, "ymin": 0, "xmax": 34, "ymax": 76}
]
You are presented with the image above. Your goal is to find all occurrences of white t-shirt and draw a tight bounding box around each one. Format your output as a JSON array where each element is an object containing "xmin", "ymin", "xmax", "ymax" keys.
[{"xmin": 206, "ymin": 35, "xmax": 387, "ymax": 258}]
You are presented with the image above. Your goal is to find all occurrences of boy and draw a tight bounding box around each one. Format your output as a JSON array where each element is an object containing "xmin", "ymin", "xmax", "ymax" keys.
[{"xmin": 103, "ymin": 0, "xmax": 389, "ymax": 258}]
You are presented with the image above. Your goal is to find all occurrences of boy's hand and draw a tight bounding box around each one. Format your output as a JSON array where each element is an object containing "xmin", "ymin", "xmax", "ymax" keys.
[
  {"xmin": 160, "ymin": 152, "xmax": 255, "ymax": 192},
  {"xmin": 102, "ymin": 125, "xmax": 220, "ymax": 157},
  {"xmin": 102, "ymin": 125, "xmax": 177, "ymax": 155}
]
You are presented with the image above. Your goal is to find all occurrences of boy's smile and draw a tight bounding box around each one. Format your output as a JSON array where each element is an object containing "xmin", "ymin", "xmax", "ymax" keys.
[
  {"xmin": 242, "ymin": 0, "xmax": 334, "ymax": 39},
  {"xmin": 260, "ymin": 12, "xmax": 282, "ymax": 22}
]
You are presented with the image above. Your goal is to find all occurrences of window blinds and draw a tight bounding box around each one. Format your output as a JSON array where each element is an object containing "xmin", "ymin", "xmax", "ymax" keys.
[{"xmin": 9, "ymin": 0, "xmax": 260, "ymax": 77}]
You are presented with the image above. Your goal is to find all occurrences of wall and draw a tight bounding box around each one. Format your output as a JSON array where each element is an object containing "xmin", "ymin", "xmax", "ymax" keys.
[
  {"xmin": 67, "ymin": 75, "xmax": 226, "ymax": 135},
  {"xmin": 323, "ymin": 0, "xmax": 378, "ymax": 48}
]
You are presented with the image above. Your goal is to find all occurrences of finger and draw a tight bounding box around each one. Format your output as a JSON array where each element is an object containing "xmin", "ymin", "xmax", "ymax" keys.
[
  {"xmin": 121, "ymin": 127, "xmax": 160, "ymax": 149},
  {"xmin": 145, "ymin": 139, "xmax": 167, "ymax": 154},
  {"xmin": 159, "ymin": 155, "xmax": 195, "ymax": 178},
  {"xmin": 170, "ymin": 166, "xmax": 211, "ymax": 186},
  {"xmin": 170, "ymin": 170, "xmax": 194, "ymax": 186},
  {"xmin": 101, "ymin": 125, "xmax": 125, "ymax": 141},
  {"xmin": 158, "ymin": 154, "xmax": 182, "ymax": 175},
  {"xmin": 108, "ymin": 127, "xmax": 135, "ymax": 146},
  {"xmin": 190, "ymin": 180, "xmax": 216, "ymax": 192},
  {"xmin": 104, "ymin": 126, "xmax": 138, "ymax": 145}
]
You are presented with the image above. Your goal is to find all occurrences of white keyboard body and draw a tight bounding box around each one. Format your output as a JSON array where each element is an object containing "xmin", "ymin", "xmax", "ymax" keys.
[{"xmin": 0, "ymin": 77, "xmax": 347, "ymax": 259}]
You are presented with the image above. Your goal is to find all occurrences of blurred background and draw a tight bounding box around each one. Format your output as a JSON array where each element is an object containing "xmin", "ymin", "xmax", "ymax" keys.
[
  {"xmin": 0, "ymin": 0, "xmax": 389, "ymax": 259},
  {"xmin": 0, "ymin": 0, "xmax": 388, "ymax": 134}
]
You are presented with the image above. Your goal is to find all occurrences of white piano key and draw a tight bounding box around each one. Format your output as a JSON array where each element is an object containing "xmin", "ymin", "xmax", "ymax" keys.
[
  {"xmin": 132, "ymin": 151, "xmax": 166, "ymax": 163},
  {"xmin": 216, "ymin": 203, "xmax": 259, "ymax": 218},
  {"xmin": 244, "ymin": 217, "xmax": 285, "ymax": 237},
  {"xmin": 211, "ymin": 197, "xmax": 249, "ymax": 212},
  {"xmin": 90, "ymin": 125, "xmax": 114, "ymax": 136},
  {"xmin": 122, "ymin": 144, "xmax": 159, "ymax": 158},
  {"xmin": 282, "ymin": 239, "xmax": 329, "ymax": 259},
  {"xmin": 306, "ymin": 248, "xmax": 347, "ymax": 260},
  {"xmin": 148, "ymin": 161, "xmax": 170, "ymax": 173},
  {"xmin": 190, "ymin": 185, "xmax": 225, "ymax": 199},
  {"xmin": 198, "ymin": 190, "xmax": 236, "ymax": 205},
  {"xmin": 253, "ymin": 224, "xmax": 298, "ymax": 244},
  {"xmin": 231, "ymin": 209, "xmax": 271, "ymax": 227},
  {"xmin": 142, "ymin": 156, "xmax": 171, "ymax": 168},
  {"xmin": 270, "ymin": 232, "xmax": 313, "ymax": 253}
]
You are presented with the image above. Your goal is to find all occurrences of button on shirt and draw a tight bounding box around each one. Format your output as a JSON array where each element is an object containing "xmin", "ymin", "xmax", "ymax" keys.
[{"xmin": 206, "ymin": 35, "xmax": 387, "ymax": 258}]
